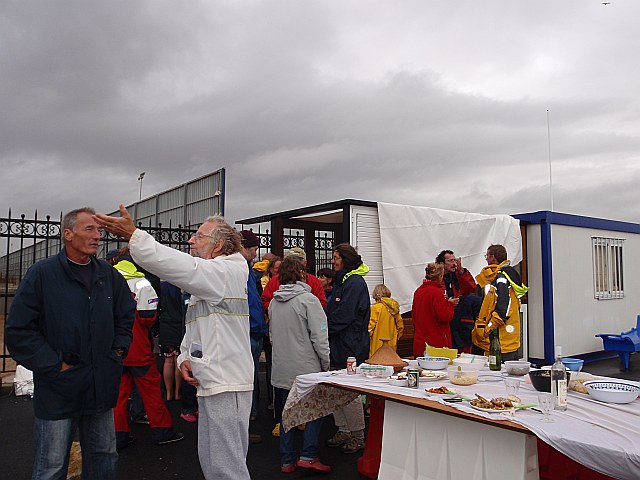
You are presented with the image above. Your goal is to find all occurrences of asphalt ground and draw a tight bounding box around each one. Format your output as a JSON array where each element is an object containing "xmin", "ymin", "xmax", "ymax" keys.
[
  {"xmin": 1, "ymin": 354, "xmax": 638, "ymax": 479},
  {"xmin": 0, "ymin": 365, "xmax": 365, "ymax": 480}
]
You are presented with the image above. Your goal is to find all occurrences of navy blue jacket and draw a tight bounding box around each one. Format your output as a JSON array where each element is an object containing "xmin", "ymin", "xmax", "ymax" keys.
[
  {"xmin": 6, "ymin": 249, "xmax": 135, "ymax": 420},
  {"xmin": 247, "ymin": 273, "xmax": 268, "ymax": 335},
  {"xmin": 326, "ymin": 270, "xmax": 370, "ymax": 368}
]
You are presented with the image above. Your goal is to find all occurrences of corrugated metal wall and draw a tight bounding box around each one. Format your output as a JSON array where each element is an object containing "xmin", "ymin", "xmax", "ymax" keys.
[{"xmin": 116, "ymin": 169, "xmax": 225, "ymax": 228}]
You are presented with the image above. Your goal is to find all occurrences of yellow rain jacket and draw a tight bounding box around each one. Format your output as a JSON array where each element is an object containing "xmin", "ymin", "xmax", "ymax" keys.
[
  {"xmin": 368, "ymin": 297, "xmax": 404, "ymax": 357},
  {"xmin": 472, "ymin": 260, "xmax": 525, "ymax": 355}
]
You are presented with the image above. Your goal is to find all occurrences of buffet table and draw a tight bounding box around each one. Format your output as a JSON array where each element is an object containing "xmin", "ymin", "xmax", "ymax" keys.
[{"xmin": 282, "ymin": 368, "xmax": 640, "ymax": 480}]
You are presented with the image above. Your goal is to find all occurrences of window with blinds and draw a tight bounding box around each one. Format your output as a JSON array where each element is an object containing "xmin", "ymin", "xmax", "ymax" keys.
[{"xmin": 592, "ymin": 237, "xmax": 624, "ymax": 300}]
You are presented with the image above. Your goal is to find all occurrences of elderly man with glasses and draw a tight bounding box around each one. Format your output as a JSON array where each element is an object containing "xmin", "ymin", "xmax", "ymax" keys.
[{"xmin": 95, "ymin": 206, "xmax": 253, "ymax": 480}]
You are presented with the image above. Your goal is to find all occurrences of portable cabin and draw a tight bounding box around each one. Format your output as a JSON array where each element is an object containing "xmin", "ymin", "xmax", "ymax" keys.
[{"xmin": 514, "ymin": 211, "xmax": 640, "ymax": 365}]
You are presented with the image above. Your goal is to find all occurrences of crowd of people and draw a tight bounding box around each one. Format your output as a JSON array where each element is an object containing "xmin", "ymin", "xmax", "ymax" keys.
[{"xmin": 5, "ymin": 204, "xmax": 526, "ymax": 479}]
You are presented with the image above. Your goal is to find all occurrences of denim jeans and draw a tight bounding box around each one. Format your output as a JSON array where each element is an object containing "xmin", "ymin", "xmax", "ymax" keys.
[
  {"xmin": 249, "ymin": 334, "xmax": 263, "ymax": 417},
  {"xmin": 32, "ymin": 410, "xmax": 117, "ymax": 480},
  {"xmin": 274, "ymin": 387, "xmax": 323, "ymax": 466}
]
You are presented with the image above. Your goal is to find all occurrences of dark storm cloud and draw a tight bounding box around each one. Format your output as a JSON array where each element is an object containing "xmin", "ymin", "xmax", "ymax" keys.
[{"xmin": 1, "ymin": 1, "xmax": 638, "ymax": 226}]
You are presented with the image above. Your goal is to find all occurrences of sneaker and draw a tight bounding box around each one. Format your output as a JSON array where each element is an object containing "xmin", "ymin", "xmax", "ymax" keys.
[
  {"xmin": 341, "ymin": 436, "xmax": 365, "ymax": 454},
  {"xmin": 297, "ymin": 423, "xmax": 306, "ymax": 431},
  {"xmin": 249, "ymin": 433, "xmax": 262, "ymax": 444},
  {"xmin": 280, "ymin": 463, "xmax": 297, "ymax": 473},
  {"xmin": 130, "ymin": 415, "xmax": 149, "ymax": 425},
  {"xmin": 155, "ymin": 432, "xmax": 185, "ymax": 446},
  {"xmin": 296, "ymin": 458, "xmax": 331, "ymax": 473},
  {"xmin": 271, "ymin": 423, "xmax": 281, "ymax": 437},
  {"xmin": 180, "ymin": 413, "xmax": 197, "ymax": 423},
  {"xmin": 326, "ymin": 431, "xmax": 352, "ymax": 448}
]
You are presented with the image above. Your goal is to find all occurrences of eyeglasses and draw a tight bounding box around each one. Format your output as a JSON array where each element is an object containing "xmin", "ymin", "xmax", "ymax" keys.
[{"xmin": 193, "ymin": 232, "xmax": 215, "ymax": 240}]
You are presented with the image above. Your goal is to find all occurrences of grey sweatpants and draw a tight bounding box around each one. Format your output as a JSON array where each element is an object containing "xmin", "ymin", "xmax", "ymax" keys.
[
  {"xmin": 197, "ymin": 391, "xmax": 252, "ymax": 480},
  {"xmin": 333, "ymin": 395, "xmax": 365, "ymax": 438}
]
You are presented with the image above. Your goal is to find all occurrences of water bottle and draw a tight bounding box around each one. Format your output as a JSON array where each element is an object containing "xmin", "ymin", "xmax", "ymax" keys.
[{"xmin": 551, "ymin": 345, "xmax": 568, "ymax": 411}]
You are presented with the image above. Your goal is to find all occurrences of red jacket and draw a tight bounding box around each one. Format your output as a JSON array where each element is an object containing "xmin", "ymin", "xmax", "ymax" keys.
[
  {"xmin": 115, "ymin": 269, "xmax": 159, "ymax": 367},
  {"xmin": 125, "ymin": 308, "xmax": 157, "ymax": 366},
  {"xmin": 443, "ymin": 269, "xmax": 477, "ymax": 298},
  {"xmin": 262, "ymin": 273, "xmax": 327, "ymax": 312},
  {"xmin": 411, "ymin": 280, "xmax": 455, "ymax": 356}
]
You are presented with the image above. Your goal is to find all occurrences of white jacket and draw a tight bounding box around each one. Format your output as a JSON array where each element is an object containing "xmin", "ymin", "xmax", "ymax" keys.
[{"xmin": 128, "ymin": 229, "xmax": 253, "ymax": 397}]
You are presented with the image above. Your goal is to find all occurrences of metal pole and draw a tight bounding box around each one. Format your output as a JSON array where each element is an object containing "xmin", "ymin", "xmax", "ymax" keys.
[
  {"xmin": 138, "ymin": 172, "xmax": 146, "ymax": 202},
  {"xmin": 547, "ymin": 109, "xmax": 554, "ymax": 212}
]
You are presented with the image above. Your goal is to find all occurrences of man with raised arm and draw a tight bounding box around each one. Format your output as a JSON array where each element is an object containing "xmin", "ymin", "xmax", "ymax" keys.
[{"xmin": 95, "ymin": 205, "xmax": 252, "ymax": 480}]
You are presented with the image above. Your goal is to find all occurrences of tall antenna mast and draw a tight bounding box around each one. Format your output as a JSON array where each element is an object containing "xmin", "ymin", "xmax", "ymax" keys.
[{"xmin": 547, "ymin": 109, "xmax": 554, "ymax": 211}]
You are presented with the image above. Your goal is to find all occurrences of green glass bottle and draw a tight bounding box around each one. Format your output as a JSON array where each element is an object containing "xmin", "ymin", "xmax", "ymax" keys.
[{"xmin": 489, "ymin": 329, "xmax": 502, "ymax": 371}]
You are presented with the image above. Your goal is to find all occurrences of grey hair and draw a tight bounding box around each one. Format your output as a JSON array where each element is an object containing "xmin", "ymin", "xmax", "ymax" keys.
[
  {"xmin": 203, "ymin": 215, "xmax": 242, "ymax": 255},
  {"xmin": 61, "ymin": 207, "xmax": 96, "ymax": 243}
]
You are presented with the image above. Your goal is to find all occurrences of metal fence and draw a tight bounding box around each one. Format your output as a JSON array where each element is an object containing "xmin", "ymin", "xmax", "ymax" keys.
[
  {"xmin": 247, "ymin": 225, "xmax": 335, "ymax": 273},
  {"xmin": 0, "ymin": 210, "xmax": 197, "ymax": 373}
]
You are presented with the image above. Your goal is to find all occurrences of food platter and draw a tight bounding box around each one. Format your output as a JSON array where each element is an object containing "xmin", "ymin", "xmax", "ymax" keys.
[{"xmin": 424, "ymin": 386, "xmax": 460, "ymax": 399}]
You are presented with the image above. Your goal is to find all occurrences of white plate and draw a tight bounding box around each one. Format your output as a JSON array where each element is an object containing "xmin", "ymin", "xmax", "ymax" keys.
[
  {"xmin": 419, "ymin": 371, "xmax": 448, "ymax": 382},
  {"xmin": 468, "ymin": 403, "xmax": 514, "ymax": 414}
]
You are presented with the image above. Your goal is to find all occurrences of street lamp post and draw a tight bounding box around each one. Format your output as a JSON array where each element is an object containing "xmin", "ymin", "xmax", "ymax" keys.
[{"xmin": 138, "ymin": 172, "xmax": 146, "ymax": 202}]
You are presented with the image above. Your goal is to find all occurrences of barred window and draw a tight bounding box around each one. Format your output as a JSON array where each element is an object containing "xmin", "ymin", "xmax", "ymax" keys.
[{"xmin": 592, "ymin": 237, "xmax": 624, "ymax": 300}]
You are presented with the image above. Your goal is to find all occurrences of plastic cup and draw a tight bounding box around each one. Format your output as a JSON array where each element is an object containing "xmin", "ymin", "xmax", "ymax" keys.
[{"xmin": 504, "ymin": 378, "xmax": 520, "ymax": 397}]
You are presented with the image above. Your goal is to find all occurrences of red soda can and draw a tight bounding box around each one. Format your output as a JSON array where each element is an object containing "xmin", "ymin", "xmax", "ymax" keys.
[{"xmin": 346, "ymin": 356, "xmax": 356, "ymax": 374}]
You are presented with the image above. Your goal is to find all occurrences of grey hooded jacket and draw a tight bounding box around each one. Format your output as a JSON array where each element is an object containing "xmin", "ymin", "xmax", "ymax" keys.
[{"xmin": 268, "ymin": 281, "xmax": 330, "ymax": 389}]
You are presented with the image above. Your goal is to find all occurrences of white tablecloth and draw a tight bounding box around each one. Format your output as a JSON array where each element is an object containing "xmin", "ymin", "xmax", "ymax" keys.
[
  {"xmin": 290, "ymin": 369, "xmax": 640, "ymax": 480},
  {"xmin": 379, "ymin": 401, "xmax": 539, "ymax": 480}
]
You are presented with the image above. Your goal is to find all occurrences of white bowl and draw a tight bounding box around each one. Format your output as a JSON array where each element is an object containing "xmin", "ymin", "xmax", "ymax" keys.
[
  {"xmin": 457, "ymin": 353, "xmax": 489, "ymax": 366},
  {"xmin": 417, "ymin": 356, "xmax": 450, "ymax": 370},
  {"xmin": 584, "ymin": 380, "xmax": 640, "ymax": 404},
  {"xmin": 451, "ymin": 358, "xmax": 485, "ymax": 370},
  {"xmin": 504, "ymin": 360, "xmax": 531, "ymax": 376},
  {"xmin": 388, "ymin": 376, "xmax": 408, "ymax": 387}
]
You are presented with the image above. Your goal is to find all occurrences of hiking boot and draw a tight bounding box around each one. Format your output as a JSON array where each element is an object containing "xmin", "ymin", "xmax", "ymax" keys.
[
  {"xmin": 326, "ymin": 431, "xmax": 352, "ymax": 448},
  {"xmin": 341, "ymin": 436, "xmax": 365, "ymax": 454},
  {"xmin": 271, "ymin": 423, "xmax": 281, "ymax": 437},
  {"xmin": 155, "ymin": 432, "xmax": 185, "ymax": 446},
  {"xmin": 296, "ymin": 458, "xmax": 331, "ymax": 473}
]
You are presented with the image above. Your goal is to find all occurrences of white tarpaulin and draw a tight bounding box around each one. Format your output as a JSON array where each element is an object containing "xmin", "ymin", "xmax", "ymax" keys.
[{"xmin": 377, "ymin": 202, "xmax": 523, "ymax": 314}]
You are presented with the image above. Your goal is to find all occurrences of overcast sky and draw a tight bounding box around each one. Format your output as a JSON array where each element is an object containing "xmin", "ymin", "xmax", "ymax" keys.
[{"xmin": 1, "ymin": 0, "xmax": 638, "ymax": 227}]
